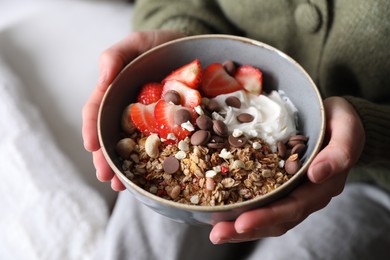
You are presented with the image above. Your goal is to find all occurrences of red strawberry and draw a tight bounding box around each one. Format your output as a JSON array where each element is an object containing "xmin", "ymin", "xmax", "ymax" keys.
[
  {"xmin": 154, "ymin": 100, "xmax": 195, "ymax": 143},
  {"xmin": 161, "ymin": 80, "xmax": 201, "ymax": 108},
  {"xmin": 137, "ymin": 82, "xmax": 163, "ymax": 105},
  {"xmin": 200, "ymin": 63, "xmax": 242, "ymax": 98},
  {"xmin": 162, "ymin": 59, "xmax": 202, "ymax": 89},
  {"xmin": 130, "ymin": 102, "xmax": 158, "ymax": 136},
  {"xmin": 234, "ymin": 65, "xmax": 263, "ymax": 95}
]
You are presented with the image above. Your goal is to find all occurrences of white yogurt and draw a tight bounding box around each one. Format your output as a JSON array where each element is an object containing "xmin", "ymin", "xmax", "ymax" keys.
[{"xmin": 212, "ymin": 90, "xmax": 298, "ymax": 149}]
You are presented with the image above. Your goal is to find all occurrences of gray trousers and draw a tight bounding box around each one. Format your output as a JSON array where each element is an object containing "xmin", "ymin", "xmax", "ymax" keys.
[{"xmin": 95, "ymin": 183, "xmax": 390, "ymax": 260}]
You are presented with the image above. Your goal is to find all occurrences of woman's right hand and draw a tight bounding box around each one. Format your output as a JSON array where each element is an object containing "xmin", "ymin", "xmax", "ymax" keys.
[{"xmin": 82, "ymin": 30, "xmax": 184, "ymax": 191}]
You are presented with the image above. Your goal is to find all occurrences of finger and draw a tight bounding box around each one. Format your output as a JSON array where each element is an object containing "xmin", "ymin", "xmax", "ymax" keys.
[
  {"xmin": 82, "ymin": 86, "xmax": 107, "ymax": 151},
  {"xmin": 111, "ymin": 175, "xmax": 126, "ymax": 191},
  {"xmin": 210, "ymin": 222, "xmax": 236, "ymax": 244},
  {"xmin": 308, "ymin": 97, "xmax": 365, "ymax": 183},
  {"xmin": 210, "ymin": 220, "xmax": 299, "ymax": 244},
  {"xmin": 93, "ymin": 149, "xmax": 115, "ymax": 182}
]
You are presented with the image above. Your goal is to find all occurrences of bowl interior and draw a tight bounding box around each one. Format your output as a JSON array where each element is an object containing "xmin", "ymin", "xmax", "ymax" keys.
[{"xmin": 98, "ymin": 35, "xmax": 325, "ymax": 213}]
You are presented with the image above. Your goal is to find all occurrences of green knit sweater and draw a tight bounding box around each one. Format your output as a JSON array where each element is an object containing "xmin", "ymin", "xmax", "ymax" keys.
[{"xmin": 133, "ymin": 0, "xmax": 390, "ymax": 191}]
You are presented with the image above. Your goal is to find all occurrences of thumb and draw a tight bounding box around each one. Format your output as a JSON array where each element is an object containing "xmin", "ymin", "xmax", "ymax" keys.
[{"xmin": 308, "ymin": 97, "xmax": 365, "ymax": 183}]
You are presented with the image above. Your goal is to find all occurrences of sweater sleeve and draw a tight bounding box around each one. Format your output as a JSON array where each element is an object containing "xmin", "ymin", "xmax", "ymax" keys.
[
  {"xmin": 343, "ymin": 96, "xmax": 390, "ymax": 164},
  {"xmin": 133, "ymin": 0, "xmax": 240, "ymax": 35},
  {"xmin": 343, "ymin": 96, "xmax": 390, "ymax": 192}
]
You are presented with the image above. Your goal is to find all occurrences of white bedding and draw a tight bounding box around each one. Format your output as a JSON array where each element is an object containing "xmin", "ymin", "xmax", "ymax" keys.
[{"xmin": 0, "ymin": 0, "xmax": 134, "ymax": 258}]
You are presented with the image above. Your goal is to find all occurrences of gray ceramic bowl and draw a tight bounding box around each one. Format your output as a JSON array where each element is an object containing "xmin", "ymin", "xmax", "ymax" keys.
[{"xmin": 98, "ymin": 34, "xmax": 325, "ymax": 225}]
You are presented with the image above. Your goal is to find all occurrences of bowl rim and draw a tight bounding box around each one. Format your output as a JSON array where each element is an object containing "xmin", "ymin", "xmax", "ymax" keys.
[{"xmin": 98, "ymin": 34, "xmax": 326, "ymax": 212}]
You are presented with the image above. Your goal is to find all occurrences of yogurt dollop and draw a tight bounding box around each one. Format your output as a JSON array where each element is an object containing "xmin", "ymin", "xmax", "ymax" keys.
[{"xmin": 211, "ymin": 90, "xmax": 298, "ymax": 149}]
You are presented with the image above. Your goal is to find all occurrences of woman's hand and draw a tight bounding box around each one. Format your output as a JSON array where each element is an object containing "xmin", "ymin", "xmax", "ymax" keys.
[
  {"xmin": 82, "ymin": 30, "xmax": 184, "ymax": 191},
  {"xmin": 209, "ymin": 96, "xmax": 366, "ymax": 244}
]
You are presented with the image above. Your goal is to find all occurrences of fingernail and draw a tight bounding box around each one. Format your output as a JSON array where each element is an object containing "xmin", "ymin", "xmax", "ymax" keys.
[
  {"xmin": 311, "ymin": 162, "xmax": 331, "ymax": 183},
  {"xmin": 236, "ymin": 226, "xmax": 247, "ymax": 234},
  {"xmin": 211, "ymin": 237, "xmax": 226, "ymax": 245}
]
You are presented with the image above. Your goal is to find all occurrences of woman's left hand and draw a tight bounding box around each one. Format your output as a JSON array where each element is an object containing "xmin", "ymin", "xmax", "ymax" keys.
[{"xmin": 209, "ymin": 96, "xmax": 365, "ymax": 244}]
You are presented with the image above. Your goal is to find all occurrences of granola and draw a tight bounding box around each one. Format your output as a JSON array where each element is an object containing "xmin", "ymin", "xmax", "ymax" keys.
[{"xmin": 119, "ymin": 132, "xmax": 303, "ymax": 206}]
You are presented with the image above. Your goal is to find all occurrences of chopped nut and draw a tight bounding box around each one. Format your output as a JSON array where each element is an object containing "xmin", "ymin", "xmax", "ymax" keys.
[
  {"xmin": 149, "ymin": 186, "xmax": 158, "ymax": 194},
  {"xmin": 116, "ymin": 138, "xmax": 137, "ymax": 159},
  {"xmin": 206, "ymin": 178, "xmax": 216, "ymax": 191},
  {"xmin": 190, "ymin": 195, "xmax": 200, "ymax": 204},
  {"xmin": 166, "ymin": 185, "xmax": 181, "ymax": 200},
  {"xmin": 252, "ymin": 141, "xmax": 262, "ymax": 150},
  {"xmin": 221, "ymin": 177, "xmax": 235, "ymax": 188},
  {"xmin": 205, "ymin": 170, "xmax": 218, "ymax": 178},
  {"xmin": 211, "ymin": 111, "xmax": 224, "ymax": 121},
  {"xmin": 194, "ymin": 105, "xmax": 205, "ymax": 115},
  {"xmin": 213, "ymin": 165, "xmax": 222, "ymax": 173},
  {"xmin": 261, "ymin": 169, "xmax": 274, "ymax": 178},
  {"xmin": 145, "ymin": 134, "xmax": 161, "ymax": 158},
  {"xmin": 219, "ymin": 148, "xmax": 233, "ymax": 159},
  {"xmin": 232, "ymin": 160, "xmax": 245, "ymax": 169},
  {"xmin": 232, "ymin": 129, "xmax": 244, "ymax": 137},
  {"xmin": 178, "ymin": 139, "xmax": 190, "ymax": 151},
  {"xmin": 175, "ymin": 151, "xmax": 187, "ymax": 160},
  {"xmin": 181, "ymin": 121, "xmax": 195, "ymax": 131},
  {"xmin": 130, "ymin": 153, "xmax": 140, "ymax": 163}
]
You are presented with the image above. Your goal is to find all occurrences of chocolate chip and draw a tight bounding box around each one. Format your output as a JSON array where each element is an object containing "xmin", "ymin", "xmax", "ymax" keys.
[
  {"xmin": 285, "ymin": 154, "xmax": 302, "ymax": 175},
  {"xmin": 212, "ymin": 120, "xmax": 228, "ymax": 137},
  {"xmin": 222, "ymin": 60, "xmax": 236, "ymax": 75},
  {"xmin": 163, "ymin": 156, "xmax": 180, "ymax": 174},
  {"xmin": 291, "ymin": 143, "xmax": 307, "ymax": 158},
  {"xmin": 287, "ymin": 135, "xmax": 308, "ymax": 147},
  {"xmin": 207, "ymin": 142, "xmax": 227, "ymax": 149},
  {"xmin": 190, "ymin": 130, "xmax": 211, "ymax": 146},
  {"xmin": 174, "ymin": 109, "xmax": 192, "ymax": 125},
  {"xmin": 207, "ymin": 135, "xmax": 226, "ymax": 149},
  {"xmin": 228, "ymin": 134, "xmax": 247, "ymax": 148},
  {"xmin": 163, "ymin": 90, "xmax": 181, "ymax": 105},
  {"xmin": 209, "ymin": 135, "xmax": 225, "ymax": 143},
  {"xmin": 225, "ymin": 96, "xmax": 241, "ymax": 108},
  {"xmin": 289, "ymin": 135, "xmax": 309, "ymax": 142},
  {"xmin": 277, "ymin": 141, "xmax": 287, "ymax": 159},
  {"xmin": 206, "ymin": 99, "xmax": 221, "ymax": 112},
  {"xmin": 196, "ymin": 115, "xmax": 213, "ymax": 130},
  {"xmin": 237, "ymin": 113, "xmax": 254, "ymax": 123}
]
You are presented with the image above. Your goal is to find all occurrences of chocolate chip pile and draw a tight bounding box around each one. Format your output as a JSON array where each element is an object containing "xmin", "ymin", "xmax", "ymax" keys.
[
  {"xmin": 117, "ymin": 95, "xmax": 308, "ymax": 206},
  {"xmin": 190, "ymin": 96, "xmax": 253, "ymax": 149},
  {"xmin": 277, "ymin": 135, "xmax": 308, "ymax": 175}
]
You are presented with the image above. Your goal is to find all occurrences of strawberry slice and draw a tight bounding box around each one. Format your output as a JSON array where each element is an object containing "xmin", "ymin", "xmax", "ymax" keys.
[
  {"xmin": 234, "ymin": 65, "xmax": 263, "ymax": 95},
  {"xmin": 137, "ymin": 82, "xmax": 163, "ymax": 105},
  {"xmin": 200, "ymin": 63, "xmax": 242, "ymax": 98},
  {"xmin": 162, "ymin": 59, "xmax": 202, "ymax": 89},
  {"xmin": 130, "ymin": 102, "xmax": 158, "ymax": 136},
  {"xmin": 154, "ymin": 100, "xmax": 195, "ymax": 143},
  {"xmin": 161, "ymin": 80, "xmax": 201, "ymax": 108}
]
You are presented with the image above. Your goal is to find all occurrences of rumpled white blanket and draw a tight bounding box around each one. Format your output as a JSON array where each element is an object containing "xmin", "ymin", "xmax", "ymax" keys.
[{"xmin": 0, "ymin": 58, "xmax": 109, "ymax": 259}]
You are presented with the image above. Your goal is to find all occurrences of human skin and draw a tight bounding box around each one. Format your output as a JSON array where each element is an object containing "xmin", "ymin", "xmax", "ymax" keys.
[{"xmin": 82, "ymin": 30, "xmax": 365, "ymax": 244}]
